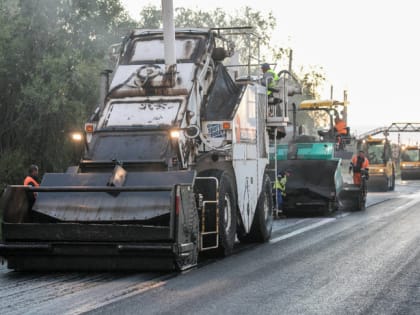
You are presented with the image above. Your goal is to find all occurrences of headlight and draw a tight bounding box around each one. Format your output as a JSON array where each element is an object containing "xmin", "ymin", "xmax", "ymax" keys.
[
  {"xmin": 170, "ymin": 130, "xmax": 180, "ymax": 139},
  {"xmin": 71, "ymin": 132, "xmax": 83, "ymax": 142},
  {"xmin": 402, "ymin": 164, "xmax": 415, "ymax": 169}
]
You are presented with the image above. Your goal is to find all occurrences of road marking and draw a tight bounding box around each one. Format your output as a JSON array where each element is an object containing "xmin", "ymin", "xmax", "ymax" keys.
[
  {"xmin": 65, "ymin": 276, "xmax": 170, "ymax": 315},
  {"xmin": 335, "ymin": 212, "xmax": 351, "ymax": 219},
  {"xmin": 271, "ymin": 218, "xmax": 312, "ymax": 233},
  {"xmin": 270, "ymin": 218, "xmax": 336, "ymax": 244},
  {"xmin": 373, "ymin": 197, "xmax": 420, "ymax": 219}
]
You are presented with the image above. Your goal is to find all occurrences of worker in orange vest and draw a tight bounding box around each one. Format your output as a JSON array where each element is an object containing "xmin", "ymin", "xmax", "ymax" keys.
[
  {"xmin": 24, "ymin": 164, "xmax": 40, "ymax": 203},
  {"xmin": 349, "ymin": 151, "xmax": 369, "ymax": 185},
  {"xmin": 319, "ymin": 116, "xmax": 348, "ymax": 141},
  {"xmin": 334, "ymin": 117, "xmax": 348, "ymax": 150},
  {"xmin": 334, "ymin": 117, "xmax": 347, "ymax": 136}
]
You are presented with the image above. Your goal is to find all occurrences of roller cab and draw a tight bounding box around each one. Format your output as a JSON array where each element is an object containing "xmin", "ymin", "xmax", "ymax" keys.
[
  {"xmin": 357, "ymin": 136, "xmax": 396, "ymax": 191},
  {"xmin": 400, "ymin": 145, "xmax": 420, "ymax": 180}
]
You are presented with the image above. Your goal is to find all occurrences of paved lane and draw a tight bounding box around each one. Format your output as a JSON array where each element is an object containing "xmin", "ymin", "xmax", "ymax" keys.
[
  {"xmin": 89, "ymin": 186, "xmax": 420, "ymax": 315},
  {"xmin": 0, "ymin": 180, "xmax": 419, "ymax": 315}
]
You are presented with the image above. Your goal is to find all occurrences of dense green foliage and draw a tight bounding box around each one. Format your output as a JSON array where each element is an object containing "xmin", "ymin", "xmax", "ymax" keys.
[
  {"xmin": 136, "ymin": 4, "xmax": 325, "ymax": 89},
  {"xmin": 0, "ymin": 1, "xmax": 325, "ymax": 190},
  {"xmin": 138, "ymin": 5, "xmax": 276, "ymax": 74},
  {"xmin": 0, "ymin": 0, "xmax": 134, "ymax": 189}
]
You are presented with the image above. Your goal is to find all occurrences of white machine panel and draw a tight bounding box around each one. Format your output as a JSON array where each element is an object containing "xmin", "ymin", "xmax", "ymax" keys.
[
  {"xmin": 103, "ymin": 101, "xmax": 180, "ymax": 127},
  {"xmin": 233, "ymin": 159, "xmax": 258, "ymax": 232}
]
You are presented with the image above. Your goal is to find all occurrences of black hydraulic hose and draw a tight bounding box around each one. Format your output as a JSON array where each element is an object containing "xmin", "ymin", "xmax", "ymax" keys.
[
  {"xmin": 276, "ymin": 70, "xmax": 301, "ymax": 85},
  {"xmin": 292, "ymin": 103, "xmax": 297, "ymax": 141}
]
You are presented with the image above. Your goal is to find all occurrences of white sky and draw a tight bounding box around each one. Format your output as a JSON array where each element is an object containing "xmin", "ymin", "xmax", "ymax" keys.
[{"xmin": 120, "ymin": 0, "xmax": 420, "ymax": 143}]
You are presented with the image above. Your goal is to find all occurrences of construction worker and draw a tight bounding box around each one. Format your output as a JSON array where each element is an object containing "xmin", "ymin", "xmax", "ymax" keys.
[
  {"xmin": 261, "ymin": 63, "xmax": 279, "ymax": 96},
  {"xmin": 349, "ymin": 151, "xmax": 369, "ymax": 185},
  {"xmin": 334, "ymin": 117, "xmax": 347, "ymax": 136},
  {"xmin": 24, "ymin": 164, "xmax": 40, "ymax": 204},
  {"xmin": 334, "ymin": 116, "xmax": 348, "ymax": 150},
  {"xmin": 318, "ymin": 117, "xmax": 348, "ymax": 143},
  {"xmin": 273, "ymin": 170, "xmax": 290, "ymax": 212}
]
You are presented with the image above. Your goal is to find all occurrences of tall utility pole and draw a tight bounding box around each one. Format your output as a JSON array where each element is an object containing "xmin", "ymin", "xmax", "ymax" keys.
[
  {"xmin": 343, "ymin": 90, "xmax": 348, "ymax": 122},
  {"xmin": 162, "ymin": 0, "xmax": 176, "ymax": 70},
  {"xmin": 288, "ymin": 49, "xmax": 293, "ymax": 73}
]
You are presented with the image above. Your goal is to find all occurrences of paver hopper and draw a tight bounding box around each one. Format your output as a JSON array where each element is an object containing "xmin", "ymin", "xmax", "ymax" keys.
[{"xmin": 275, "ymin": 142, "xmax": 343, "ymax": 216}]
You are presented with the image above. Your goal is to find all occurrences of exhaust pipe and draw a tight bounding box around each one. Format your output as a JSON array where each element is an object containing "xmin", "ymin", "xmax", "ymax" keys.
[
  {"xmin": 161, "ymin": 0, "xmax": 177, "ymax": 81},
  {"xmin": 99, "ymin": 69, "xmax": 112, "ymax": 110}
]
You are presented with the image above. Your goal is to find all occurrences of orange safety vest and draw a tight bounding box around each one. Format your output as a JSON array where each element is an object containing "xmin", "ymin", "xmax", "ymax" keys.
[
  {"xmin": 351, "ymin": 155, "xmax": 369, "ymax": 185},
  {"xmin": 24, "ymin": 176, "xmax": 40, "ymax": 187},
  {"xmin": 351, "ymin": 155, "xmax": 369, "ymax": 173},
  {"xmin": 335, "ymin": 120, "xmax": 347, "ymax": 135}
]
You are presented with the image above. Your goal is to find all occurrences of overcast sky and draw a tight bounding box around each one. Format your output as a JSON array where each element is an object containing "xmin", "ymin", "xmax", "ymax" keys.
[{"xmin": 120, "ymin": 0, "xmax": 420, "ymax": 143}]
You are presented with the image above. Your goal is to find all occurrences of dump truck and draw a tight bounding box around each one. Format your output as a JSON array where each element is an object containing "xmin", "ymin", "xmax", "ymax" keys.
[
  {"xmin": 272, "ymin": 99, "xmax": 365, "ymax": 215},
  {"xmin": 400, "ymin": 145, "xmax": 420, "ymax": 180},
  {"xmin": 0, "ymin": 4, "xmax": 283, "ymax": 271},
  {"xmin": 357, "ymin": 136, "xmax": 396, "ymax": 191}
]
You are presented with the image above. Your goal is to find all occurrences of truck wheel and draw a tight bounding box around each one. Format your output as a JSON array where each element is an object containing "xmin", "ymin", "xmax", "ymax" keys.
[
  {"xmin": 216, "ymin": 172, "xmax": 237, "ymax": 256},
  {"xmin": 175, "ymin": 192, "xmax": 199, "ymax": 270},
  {"xmin": 244, "ymin": 174, "xmax": 273, "ymax": 242}
]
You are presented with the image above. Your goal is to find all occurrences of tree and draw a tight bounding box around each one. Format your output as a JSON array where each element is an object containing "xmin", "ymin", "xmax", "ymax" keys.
[
  {"xmin": 134, "ymin": 5, "xmax": 276, "ymax": 74},
  {"xmin": 0, "ymin": 0, "xmax": 135, "ymax": 189},
  {"xmin": 134, "ymin": 4, "xmax": 326, "ymax": 88},
  {"xmin": 0, "ymin": 1, "xmax": 328, "ymax": 190},
  {"xmin": 137, "ymin": 4, "xmax": 161, "ymax": 29},
  {"xmin": 298, "ymin": 65, "xmax": 327, "ymax": 99}
]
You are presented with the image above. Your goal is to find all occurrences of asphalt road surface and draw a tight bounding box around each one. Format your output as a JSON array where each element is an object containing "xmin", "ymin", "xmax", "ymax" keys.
[{"xmin": 1, "ymin": 179, "xmax": 419, "ymax": 315}]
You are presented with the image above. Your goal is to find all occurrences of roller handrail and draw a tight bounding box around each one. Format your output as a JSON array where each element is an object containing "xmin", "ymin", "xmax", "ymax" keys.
[{"xmin": 9, "ymin": 185, "xmax": 179, "ymax": 192}]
